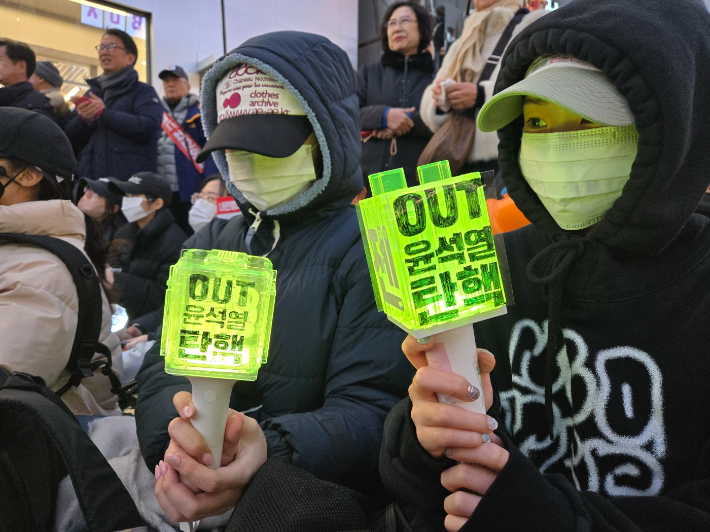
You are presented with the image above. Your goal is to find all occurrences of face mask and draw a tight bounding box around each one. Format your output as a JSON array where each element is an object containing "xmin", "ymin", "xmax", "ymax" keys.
[
  {"xmin": 226, "ymin": 145, "xmax": 317, "ymax": 211},
  {"xmin": 121, "ymin": 196, "xmax": 152, "ymax": 223},
  {"xmin": 188, "ymin": 198, "xmax": 218, "ymax": 233},
  {"xmin": 518, "ymin": 125, "xmax": 638, "ymax": 230}
]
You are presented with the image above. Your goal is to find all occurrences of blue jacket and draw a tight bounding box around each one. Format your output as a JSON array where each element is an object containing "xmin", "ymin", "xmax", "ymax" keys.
[
  {"xmin": 65, "ymin": 68, "xmax": 163, "ymax": 181},
  {"xmin": 171, "ymin": 102, "xmax": 218, "ymax": 202},
  {"xmin": 134, "ymin": 31, "xmax": 413, "ymax": 494}
]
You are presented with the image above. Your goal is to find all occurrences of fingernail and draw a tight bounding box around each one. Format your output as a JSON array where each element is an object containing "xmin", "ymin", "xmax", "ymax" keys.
[
  {"xmin": 479, "ymin": 349, "xmax": 495, "ymax": 358},
  {"xmin": 202, "ymin": 453, "xmax": 215, "ymax": 467},
  {"xmin": 467, "ymin": 385, "xmax": 480, "ymax": 401},
  {"xmin": 166, "ymin": 453, "xmax": 181, "ymax": 467},
  {"xmin": 417, "ymin": 336, "xmax": 432, "ymax": 345},
  {"xmin": 182, "ymin": 406, "xmax": 193, "ymax": 418},
  {"xmin": 488, "ymin": 417, "xmax": 498, "ymax": 430},
  {"xmin": 154, "ymin": 464, "xmax": 161, "ymax": 481},
  {"xmin": 482, "ymin": 433, "xmax": 491, "ymax": 444},
  {"xmin": 159, "ymin": 460, "xmax": 168, "ymax": 476},
  {"xmin": 443, "ymin": 447, "xmax": 451, "ymax": 458}
]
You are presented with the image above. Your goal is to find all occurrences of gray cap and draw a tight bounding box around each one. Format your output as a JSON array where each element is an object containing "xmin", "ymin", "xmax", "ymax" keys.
[
  {"xmin": 159, "ymin": 65, "xmax": 188, "ymax": 80},
  {"xmin": 34, "ymin": 61, "xmax": 63, "ymax": 89},
  {"xmin": 477, "ymin": 55, "xmax": 635, "ymax": 132}
]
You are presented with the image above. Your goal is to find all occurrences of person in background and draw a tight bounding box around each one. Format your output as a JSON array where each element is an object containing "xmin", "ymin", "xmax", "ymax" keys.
[
  {"xmin": 0, "ymin": 108, "xmax": 121, "ymax": 416},
  {"xmin": 29, "ymin": 60, "xmax": 71, "ymax": 127},
  {"xmin": 156, "ymin": 64, "xmax": 217, "ymax": 235},
  {"xmin": 64, "ymin": 29, "xmax": 163, "ymax": 181},
  {"xmin": 187, "ymin": 172, "xmax": 237, "ymax": 234},
  {"xmin": 75, "ymin": 176, "xmax": 127, "ymax": 242},
  {"xmin": 420, "ymin": 0, "xmax": 545, "ymax": 177},
  {"xmin": 358, "ymin": 1, "xmax": 434, "ymax": 188},
  {"xmin": 0, "ymin": 39, "xmax": 54, "ymax": 122},
  {"xmin": 106, "ymin": 172, "xmax": 186, "ymax": 322}
]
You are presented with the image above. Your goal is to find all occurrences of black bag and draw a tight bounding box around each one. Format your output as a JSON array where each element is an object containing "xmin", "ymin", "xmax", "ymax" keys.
[
  {"xmin": 0, "ymin": 369, "xmax": 146, "ymax": 531},
  {"xmin": 0, "ymin": 233, "xmax": 133, "ymax": 408}
]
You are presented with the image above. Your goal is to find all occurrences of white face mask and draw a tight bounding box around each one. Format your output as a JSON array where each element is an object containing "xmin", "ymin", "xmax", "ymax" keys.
[
  {"xmin": 121, "ymin": 196, "xmax": 153, "ymax": 223},
  {"xmin": 225, "ymin": 145, "xmax": 317, "ymax": 212},
  {"xmin": 188, "ymin": 198, "xmax": 218, "ymax": 233},
  {"xmin": 518, "ymin": 125, "xmax": 638, "ymax": 230}
]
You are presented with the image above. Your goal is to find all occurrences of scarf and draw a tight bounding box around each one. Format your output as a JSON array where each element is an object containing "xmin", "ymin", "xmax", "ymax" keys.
[
  {"xmin": 438, "ymin": 0, "xmax": 523, "ymax": 82},
  {"xmin": 96, "ymin": 66, "xmax": 137, "ymax": 99}
]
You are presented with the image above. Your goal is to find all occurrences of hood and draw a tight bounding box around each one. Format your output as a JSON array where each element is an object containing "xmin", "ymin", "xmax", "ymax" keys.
[
  {"xmin": 162, "ymin": 93, "xmax": 199, "ymax": 112},
  {"xmin": 200, "ymin": 31, "xmax": 363, "ymax": 219},
  {"xmin": 495, "ymin": 0, "xmax": 710, "ymax": 256},
  {"xmin": 0, "ymin": 200, "xmax": 86, "ymax": 241}
]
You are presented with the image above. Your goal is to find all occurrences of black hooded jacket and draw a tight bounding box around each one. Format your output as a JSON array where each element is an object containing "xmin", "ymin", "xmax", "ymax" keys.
[
  {"xmin": 134, "ymin": 32, "xmax": 412, "ymax": 494},
  {"xmin": 0, "ymin": 81, "xmax": 55, "ymax": 122},
  {"xmin": 378, "ymin": 0, "xmax": 710, "ymax": 530}
]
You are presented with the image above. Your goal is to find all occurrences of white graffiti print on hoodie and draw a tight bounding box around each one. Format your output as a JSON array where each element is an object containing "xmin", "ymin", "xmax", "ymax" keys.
[{"xmin": 499, "ymin": 319, "xmax": 666, "ymax": 497}]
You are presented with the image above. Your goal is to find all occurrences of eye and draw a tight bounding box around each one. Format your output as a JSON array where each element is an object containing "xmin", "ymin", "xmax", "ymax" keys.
[{"xmin": 526, "ymin": 117, "xmax": 547, "ymax": 129}]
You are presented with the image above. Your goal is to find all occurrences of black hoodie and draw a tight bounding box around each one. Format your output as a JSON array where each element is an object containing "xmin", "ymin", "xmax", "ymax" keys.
[{"xmin": 378, "ymin": 0, "xmax": 710, "ymax": 530}]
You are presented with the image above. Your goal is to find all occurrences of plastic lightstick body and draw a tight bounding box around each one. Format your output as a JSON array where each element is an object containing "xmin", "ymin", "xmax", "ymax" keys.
[
  {"xmin": 161, "ymin": 249, "xmax": 276, "ymax": 468},
  {"xmin": 356, "ymin": 161, "xmax": 507, "ymax": 415}
]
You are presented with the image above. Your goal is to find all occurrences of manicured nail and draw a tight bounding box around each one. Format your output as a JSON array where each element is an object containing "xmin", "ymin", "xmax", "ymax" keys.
[
  {"xmin": 154, "ymin": 464, "xmax": 161, "ymax": 481},
  {"xmin": 482, "ymin": 433, "xmax": 491, "ymax": 443},
  {"xmin": 167, "ymin": 453, "xmax": 181, "ymax": 467},
  {"xmin": 488, "ymin": 417, "xmax": 498, "ymax": 430},
  {"xmin": 467, "ymin": 385, "xmax": 480, "ymax": 400},
  {"xmin": 417, "ymin": 336, "xmax": 432, "ymax": 345},
  {"xmin": 182, "ymin": 406, "xmax": 193, "ymax": 418},
  {"xmin": 479, "ymin": 349, "xmax": 495, "ymax": 358},
  {"xmin": 202, "ymin": 453, "xmax": 215, "ymax": 467},
  {"xmin": 159, "ymin": 460, "xmax": 168, "ymax": 476}
]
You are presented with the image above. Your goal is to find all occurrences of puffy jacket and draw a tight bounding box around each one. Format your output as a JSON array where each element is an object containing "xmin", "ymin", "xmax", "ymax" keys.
[
  {"xmin": 157, "ymin": 94, "xmax": 218, "ymax": 202},
  {"xmin": 0, "ymin": 200, "xmax": 122, "ymax": 416},
  {"xmin": 109, "ymin": 209, "xmax": 187, "ymax": 321},
  {"xmin": 358, "ymin": 51, "xmax": 434, "ymax": 187},
  {"xmin": 0, "ymin": 81, "xmax": 55, "ymax": 122},
  {"xmin": 65, "ymin": 68, "xmax": 163, "ymax": 180},
  {"xmin": 134, "ymin": 31, "xmax": 413, "ymax": 494}
]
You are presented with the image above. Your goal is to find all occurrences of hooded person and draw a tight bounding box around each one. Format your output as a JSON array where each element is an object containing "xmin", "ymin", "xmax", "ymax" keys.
[
  {"xmin": 140, "ymin": 31, "xmax": 413, "ymax": 523},
  {"xmin": 376, "ymin": 0, "xmax": 710, "ymax": 530}
]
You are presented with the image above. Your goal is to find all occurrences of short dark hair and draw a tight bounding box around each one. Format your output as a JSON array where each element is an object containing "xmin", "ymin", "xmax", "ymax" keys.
[
  {"xmin": 380, "ymin": 2, "xmax": 434, "ymax": 54},
  {"xmin": 0, "ymin": 39, "xmax": 36, "ymax": 77},
  {"xmin": 103, "ymin": 29, "xmax": 138, "ymax": 63}
]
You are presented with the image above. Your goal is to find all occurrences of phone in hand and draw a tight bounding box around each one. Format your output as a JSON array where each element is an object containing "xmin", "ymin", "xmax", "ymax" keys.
[{"xmin": 71, "ymin": 95, "xmax": 92, "ymax": 106}]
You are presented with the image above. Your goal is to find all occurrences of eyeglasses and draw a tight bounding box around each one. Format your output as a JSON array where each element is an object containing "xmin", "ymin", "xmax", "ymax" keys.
[
  {"xmin": 387, "ymin": 16, "xmax": 416, "ymax": 28},
  {"xmin": 191, "ymin": 191, "xmax": 220, "ymax": 205},
  {"xmin": 95, "ymin": 43, "xmax": 127, "ymax": 53}
]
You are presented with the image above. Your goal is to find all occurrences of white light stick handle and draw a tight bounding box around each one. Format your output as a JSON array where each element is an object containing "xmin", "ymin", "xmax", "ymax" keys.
[
  {"xmin": 424, "ymin": 325, "xmax": 486, "ymax": 414},
  {"xmin": 187, "ymin": 376, "xmax": 236, "ymax": 469}
]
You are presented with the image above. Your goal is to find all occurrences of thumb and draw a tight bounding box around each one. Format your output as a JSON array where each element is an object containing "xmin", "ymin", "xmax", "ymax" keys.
[
  {"xmin": 222, "ymin": 411, "xmax": 245, "ymax": 460},
  {"xmin": 405, "ymin": 107, "xmax": 416, "ymax": 112}
]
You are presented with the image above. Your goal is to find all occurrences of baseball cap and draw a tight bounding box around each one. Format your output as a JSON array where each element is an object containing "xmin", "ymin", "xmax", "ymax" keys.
[
  {"xmin": 0, "ymin": 108, "xmax": 75, "ymax": 179},
  {"xmin": 34, "ymin": 61, "xmax": 63, "ymax": 88},
  {"xmin": 196, "ymin": 65, "xmax": 313, "ymax": 162},
  {"xmin": 159, "ymin": 65, "xmax": 188, "ymax": 80},
  {"xmin": 108, "ymin": 172, "xmax": 173, "ymax": 205},
  {"xmin": 477, "ymin": 55, "xmax": 635, "ymax": 132},
  {"xmin": 78, "ymin": 177, "xmax": 122, "ymax": 204}
]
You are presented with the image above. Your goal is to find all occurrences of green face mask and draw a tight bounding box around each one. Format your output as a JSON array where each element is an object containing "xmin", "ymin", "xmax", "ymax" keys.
[{"xmin": 518, "ymin": 125, "xmax": 639, "ymax": 230}]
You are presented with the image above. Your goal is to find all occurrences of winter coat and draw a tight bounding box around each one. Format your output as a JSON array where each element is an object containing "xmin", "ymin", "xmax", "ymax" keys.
[
  {"xmin": 0, "ymin": 200, "xmax": 122, "ymax": 416},
  {"xmin": 109, "ymin": 209, "xmax": 187, "ymax": 321},
  {"xmin": 156, "ymin": 94, "xmax": 218, "ymax": 202},
  {"xmin": 358, "ymin": 51, "xmax": 434, "ymax": 187},
  {"xmin": 381, "ymin": 0, "xmax": 710, "ymax": 530},
  {"xmin": 64, "ymin": 68, "xmax": 163, "ymax": 181},
  {"xmin": 420, "ymin": 8, "xmax": 545, "ymax": 164},
  {"xmin": 0, "ymin": 81, "xmax": 55, "ymax": 122},
  {"xmin": 134, "ymin": 31, "xmax": 413, "ymax": 495}
]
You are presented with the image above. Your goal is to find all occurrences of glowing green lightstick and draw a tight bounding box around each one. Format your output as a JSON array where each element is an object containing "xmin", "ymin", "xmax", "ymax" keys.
[
  {"xmin": 356, "ymin": 161, "xmax": 507, "ymax": 414},
  {"xmin": 161, "ymin": 249, "xmax": 276, "ymax": 468}
]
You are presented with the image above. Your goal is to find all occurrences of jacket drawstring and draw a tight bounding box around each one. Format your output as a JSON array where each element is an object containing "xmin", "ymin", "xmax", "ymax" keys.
[
  {"xmin": 526, "ymin": 235, "xmax": 587, "ymax": 437},
  {"xmin": 245, "ymin": 209, "xmax": 281, "ymax": 257}
]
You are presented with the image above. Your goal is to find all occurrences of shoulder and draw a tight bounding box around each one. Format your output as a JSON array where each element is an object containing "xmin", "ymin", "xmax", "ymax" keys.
[
  {"xmin": 485, "ymin": 7, "xmax": 517, "ymax": 36},
  {"xmin": 517, "ymin": 9, "xmax": 548, "ymax": 33}
]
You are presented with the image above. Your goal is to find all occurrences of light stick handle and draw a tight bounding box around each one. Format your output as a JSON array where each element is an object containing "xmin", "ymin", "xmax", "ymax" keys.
[
  {"xmin": 424, "ymin": 326, "xmax": 486, "ymax": 415},
  {"xmin": 187, "ymin": 376, "xmax": 236, "ymax": 469}
]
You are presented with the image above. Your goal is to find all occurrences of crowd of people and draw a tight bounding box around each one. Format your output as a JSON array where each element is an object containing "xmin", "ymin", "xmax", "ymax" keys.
[{"xmin": 1, "ymin": 0, "xmax": 710, "ymax": 530}]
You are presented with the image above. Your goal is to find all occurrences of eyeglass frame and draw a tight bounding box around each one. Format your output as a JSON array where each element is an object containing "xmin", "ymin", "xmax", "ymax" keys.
[
  {"xmin": 386, "ymin": 16, "xmax": 417, "ymax": 29},
  {"xmin": 95, "ymin": 43, "xmax": 128, "ymax": 53},
  {"xmin": 191, "ymin": 191, "xmax": 221, "ymax": 205}
]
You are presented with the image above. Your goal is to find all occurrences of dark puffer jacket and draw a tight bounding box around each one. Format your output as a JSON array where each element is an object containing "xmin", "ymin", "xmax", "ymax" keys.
[
  {"xmin": 65, "ymin": 68, "xmax": 163, "ymax": 180},
  {"xmin": 134, "ymin": 31, "xmax": 413, "ymax": 495},
  {"xmin": 358, "ymin": 51, "xmax": 434, "ymax": 187},
  {"xmin": 109, "ymin": 209, "xmax": 187, "ymax": 321},
  {"xmin": 0, "ymin": 81, "xmax": 55, "ymax": 122}
]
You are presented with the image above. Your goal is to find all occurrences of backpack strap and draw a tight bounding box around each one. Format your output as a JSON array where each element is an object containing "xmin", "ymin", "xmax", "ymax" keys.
[
  {"xmin": 0, "ymin": 376, "xmax": 145, "ymax": 531},
  {"xmin": 478, "ymin": 7, "xmax": 530, "ymax": 83}
]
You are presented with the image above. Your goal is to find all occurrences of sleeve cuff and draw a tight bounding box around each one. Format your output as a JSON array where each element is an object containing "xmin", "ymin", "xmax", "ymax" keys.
[{"xmin": 382, "ymin": 107, "xmax": 391, "ymax": 129}]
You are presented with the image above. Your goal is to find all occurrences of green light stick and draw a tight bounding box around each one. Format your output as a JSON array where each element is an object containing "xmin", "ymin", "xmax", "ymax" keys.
[
  {"xmin": 356, "ymin": 161, "xmax": 507, "ymax": 414},
  {"xmin": 161, "ymin": 249, "xmax": 276, "ymax": 468}
]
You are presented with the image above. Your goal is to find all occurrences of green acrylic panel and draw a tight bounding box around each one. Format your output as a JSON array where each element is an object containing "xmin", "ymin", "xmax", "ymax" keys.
[
  {"xmin": 356, "ymin": 160, "xmax": 507, "ymax": 335},
  {"xmin": 161, "ymin": 249, "xmax": 277, "ymax": 381}
]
